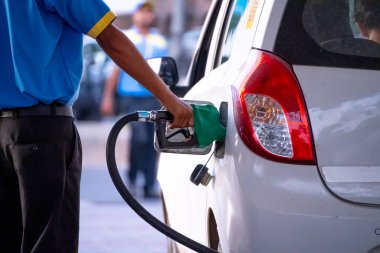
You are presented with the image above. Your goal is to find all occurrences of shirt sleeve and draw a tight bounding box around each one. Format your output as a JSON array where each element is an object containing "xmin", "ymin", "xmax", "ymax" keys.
[{"xmin": 41, "ymin": 0, "xmax": 117, "ymax": 38}]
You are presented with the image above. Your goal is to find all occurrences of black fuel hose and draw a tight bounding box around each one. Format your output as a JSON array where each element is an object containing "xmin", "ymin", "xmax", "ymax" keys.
[{"xmin": 106, "ymin": 112, "xmax": 218, "ymax": 253}]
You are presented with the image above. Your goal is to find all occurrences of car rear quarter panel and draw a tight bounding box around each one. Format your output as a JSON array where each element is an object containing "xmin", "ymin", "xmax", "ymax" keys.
[
  {"xmin": 211, "ymin": 105, "xmax": 380, "ymax": 253},
  {"xmin": 206, "ymin": 50, "xmax": 380, "ymax": 253}
]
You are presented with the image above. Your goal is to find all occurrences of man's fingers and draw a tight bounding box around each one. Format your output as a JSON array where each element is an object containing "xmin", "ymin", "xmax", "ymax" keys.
[
  {"xmin": 170, "ymin": 113, "xmax": 193, "ymax": 129},
  {"xmin": 164, "ymin": 97, "xmax": 193, "ymax": 128},
  {"xmin": 170, "ymin": 118, "xmax": 186, "ymax": 129}
]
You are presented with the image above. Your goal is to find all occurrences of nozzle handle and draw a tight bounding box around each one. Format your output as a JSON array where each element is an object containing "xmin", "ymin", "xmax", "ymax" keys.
[{"xmin": 155, "ymin": 110, "xmax": 174, "ymax": 121}]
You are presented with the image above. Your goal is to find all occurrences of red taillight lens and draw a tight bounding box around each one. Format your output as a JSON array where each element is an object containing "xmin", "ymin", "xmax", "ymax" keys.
[{"xmin": 233, "ymin": 50, "xmax": 315, "ymax": 164}]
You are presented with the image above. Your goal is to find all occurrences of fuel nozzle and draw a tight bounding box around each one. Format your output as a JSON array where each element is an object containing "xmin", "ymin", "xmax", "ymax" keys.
[
  {"xmin": 152, "ymin": 102, "xmax": 227, "ymax": 155},
  {"xmin": 137, "ymin": 110, "xmax": 173, "ymax": 122}
]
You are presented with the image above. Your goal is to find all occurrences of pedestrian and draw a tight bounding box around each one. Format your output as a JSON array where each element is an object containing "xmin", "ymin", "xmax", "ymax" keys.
[
  {"xmin": 101, "ymin": 0, "xmax": 168, "ymax": 199},
  {"xmin": 0, "ymin": 0, "xmax": 193, "ymax": 252}
]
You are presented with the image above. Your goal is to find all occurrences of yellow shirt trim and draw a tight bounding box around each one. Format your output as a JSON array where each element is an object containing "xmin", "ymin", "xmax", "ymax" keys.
[{"xmin": 87, "ymin": 10, "xmax": 117, "ymax": 39}]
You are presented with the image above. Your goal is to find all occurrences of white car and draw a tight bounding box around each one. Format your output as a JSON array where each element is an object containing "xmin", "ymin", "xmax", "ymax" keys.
[{"xmin": 156, "ymin": 0, "xmax": 380, "ymax": 252}]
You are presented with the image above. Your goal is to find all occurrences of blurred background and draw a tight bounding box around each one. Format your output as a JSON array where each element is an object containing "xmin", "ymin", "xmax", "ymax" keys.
[
  {"xmin": 77, "ymin": 1, "xmax": 212, "ymax": 252},
  {"xmin": 74, "ymin": 0, "xmax": 211, "ymax": 121}
]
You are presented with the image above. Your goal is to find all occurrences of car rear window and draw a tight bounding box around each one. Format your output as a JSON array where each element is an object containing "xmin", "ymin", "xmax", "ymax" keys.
[{"xmin": 274, "ymin": 0, "xmax": 380, "ymax": 70}]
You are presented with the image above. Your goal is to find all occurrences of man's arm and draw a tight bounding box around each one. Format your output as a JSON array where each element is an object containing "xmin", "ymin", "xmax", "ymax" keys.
[
  {"xmin": 100, "ymin": 67, "xmax": 120, "ymax": 116},
  {"xmin": 96, "ymin": 24, "xmax": 193, "ymax": 128}
]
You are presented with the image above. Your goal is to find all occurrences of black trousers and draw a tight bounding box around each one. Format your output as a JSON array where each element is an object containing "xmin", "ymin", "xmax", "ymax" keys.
[
  {"xmin": 0, "ymin": 116, "xmax": 82, "ymax": 253},
  {"xmin": 118, "ymin": 97, "xmax": 160, "ymax": 192}
]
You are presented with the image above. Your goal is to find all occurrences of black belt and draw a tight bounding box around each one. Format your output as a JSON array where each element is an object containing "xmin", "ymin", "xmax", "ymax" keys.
[{"xmin": 0, "ymin": 103, "xmax": 74, "ymax": 118}]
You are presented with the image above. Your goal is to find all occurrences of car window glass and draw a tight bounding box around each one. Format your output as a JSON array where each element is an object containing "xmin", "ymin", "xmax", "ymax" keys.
[
  {"xmin": 275, "ymin": 0, "xmax": 380, "ymax": 70},
  {"xmin": 189, "ymin": 0, "xmax": 223, "ymax": 86},
  {"xmin": 217, "ymin": 0, "xmax": 250, "ymax": 65},
  {"xmin": 302, "ymin": 0, "xmax": 380, "ymax": 58}
]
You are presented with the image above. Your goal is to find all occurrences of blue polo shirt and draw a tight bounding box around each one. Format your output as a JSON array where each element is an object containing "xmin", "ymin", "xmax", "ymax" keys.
[
  {"xmin": 0, "ymin": 0, "xmax": 116, "ymax": 109},
  {"xmin": 117, "ymin": 27, "xmax": 168, "ymax": 97}
]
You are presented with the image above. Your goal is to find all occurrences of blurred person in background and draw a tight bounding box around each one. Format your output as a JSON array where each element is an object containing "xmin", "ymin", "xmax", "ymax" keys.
[{"xmin": 101, "ymin": 0, "xmax": 168, "ymax": 199}]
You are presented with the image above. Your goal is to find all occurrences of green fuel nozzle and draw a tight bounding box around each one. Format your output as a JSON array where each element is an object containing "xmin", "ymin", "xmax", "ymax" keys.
[
  {"xmin": 191, "ymin": 104, "xmax": 226, "ymax": 148},
  {"xmin": 153, "ymin": 103, "xmax": 227, "ymax": 153}
]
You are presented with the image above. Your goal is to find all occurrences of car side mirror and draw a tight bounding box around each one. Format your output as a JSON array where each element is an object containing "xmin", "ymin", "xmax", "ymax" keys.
[{"xmin": 147, "ymin": 57, "xmax": 179, "ymax": 87}]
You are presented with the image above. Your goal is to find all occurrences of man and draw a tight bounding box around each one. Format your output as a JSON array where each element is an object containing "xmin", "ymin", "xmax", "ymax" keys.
[
  {"xmin": 101, "ymin": 1, "xmax": 168, "ymax": 198},
  {"xmin": 355, "ymin": 0, "xmax": 380, "ymax": 44},
  {"xmin": 0, "ymin": 0, "xmax": 192, "ymax": 252}
]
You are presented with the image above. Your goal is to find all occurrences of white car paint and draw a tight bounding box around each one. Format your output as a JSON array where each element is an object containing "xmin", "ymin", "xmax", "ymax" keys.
[{"xmin": 158, "ymin": 0, "xmax": 380, "ymax": 252}]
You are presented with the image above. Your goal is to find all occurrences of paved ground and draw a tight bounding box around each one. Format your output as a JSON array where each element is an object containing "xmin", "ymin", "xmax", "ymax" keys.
[{"xmin": 77, "ymin": 120, "xmax": 166, "ymax": 253}]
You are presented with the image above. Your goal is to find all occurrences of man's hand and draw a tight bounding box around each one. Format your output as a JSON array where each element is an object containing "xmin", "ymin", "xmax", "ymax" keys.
[
  {"xmin": 100, "ymin": 67, "xmax": 120, "ymax": 117},
  {"xmin": 100, "ymin": 96, "xmax": 114, "ymax": 116},
  {"xmin": 162, "ymin": 95, "xmax": 193, "ymax": 129}
]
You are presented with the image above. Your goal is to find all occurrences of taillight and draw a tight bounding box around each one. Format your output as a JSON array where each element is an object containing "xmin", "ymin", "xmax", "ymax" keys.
[{"xmin": 233, "ymin": 50, "xmax": 315, "ymax": 164}]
